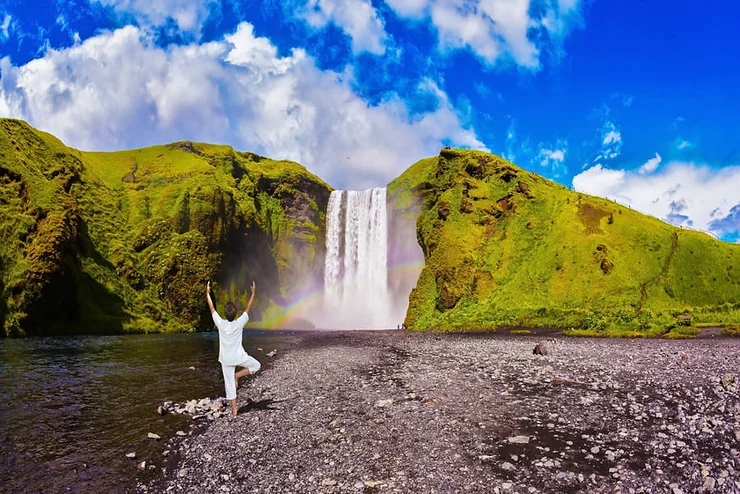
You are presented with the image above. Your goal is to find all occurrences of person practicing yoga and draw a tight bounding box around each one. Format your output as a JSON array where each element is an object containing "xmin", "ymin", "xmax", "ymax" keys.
[{"xmin": 206, "ymin": 280, "xmax": 261, "ymax": 417}]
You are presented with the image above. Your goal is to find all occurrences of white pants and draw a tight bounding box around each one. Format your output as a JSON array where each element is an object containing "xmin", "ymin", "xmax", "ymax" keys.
[{"xmin": 221, "ymin": 356, "xmax": 261, "ymax": 400}]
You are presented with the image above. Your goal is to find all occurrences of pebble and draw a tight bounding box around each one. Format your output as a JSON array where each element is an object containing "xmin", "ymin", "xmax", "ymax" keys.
[
  {"xmin": 147, "ymin": 433, "xmax": 160, "ymax": 440},
  {"xmin": 139, "ymin": 332, "xmax": 740, "ymax": 494},
  {"xmin": 126, "ymin": 452, "xmax": 136, "ymax": 459}
]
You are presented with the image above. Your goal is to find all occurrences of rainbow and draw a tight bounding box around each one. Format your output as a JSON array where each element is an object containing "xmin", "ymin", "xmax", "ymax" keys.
[{"xmin": 256, "ymin": 259, "xmax": 425, "ymax": 330}]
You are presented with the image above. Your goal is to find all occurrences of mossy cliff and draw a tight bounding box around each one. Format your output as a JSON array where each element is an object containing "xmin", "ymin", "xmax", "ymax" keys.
[
  {"xmin": 3, "ymin": 121, "xmax": 739, "ymax": 337},
  {"xmin": 389, "ymin": 148, "xmax": 740, "ymax": 335},
  {"xmin": 0, "ymin": 119, "xmax": 330, "ymax": 336}
]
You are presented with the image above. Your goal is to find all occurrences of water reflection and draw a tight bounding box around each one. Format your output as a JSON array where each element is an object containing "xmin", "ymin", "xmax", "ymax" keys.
[{"xmin": 0, "ymin": 331, "xmax": 295, "ymax": 493}]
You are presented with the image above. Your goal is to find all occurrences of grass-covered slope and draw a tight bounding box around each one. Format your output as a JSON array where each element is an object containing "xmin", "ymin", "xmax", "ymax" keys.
[
  {"xmin": 389, "ymin": 148, "xmax": 740, "ymax": 335},
  {"xmin": 0, "ymin": 119, "xmax": 331, "ymax": 336}
]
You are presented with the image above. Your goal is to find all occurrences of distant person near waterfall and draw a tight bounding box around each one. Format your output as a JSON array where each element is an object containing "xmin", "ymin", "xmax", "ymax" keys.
[{"xmin": 206, "ymin": 280, "xmax": 261, "ymax": 417}]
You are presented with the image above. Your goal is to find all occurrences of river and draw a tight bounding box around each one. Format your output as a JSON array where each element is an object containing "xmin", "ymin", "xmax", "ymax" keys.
[{"xmin": 0, "ymin": 331, "xmax": 299, "ymax": 493}]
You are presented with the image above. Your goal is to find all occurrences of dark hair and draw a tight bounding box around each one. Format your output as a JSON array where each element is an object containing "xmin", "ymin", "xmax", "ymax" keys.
[{"xmin": 225, "ymin": 302, "xmax": 237, "ymax": 321}]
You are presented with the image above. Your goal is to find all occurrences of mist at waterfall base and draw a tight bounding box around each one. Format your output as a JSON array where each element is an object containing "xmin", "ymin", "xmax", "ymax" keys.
[{"xmin": 285, "ymin": 187, "xmax": 424, "ymax": 330}]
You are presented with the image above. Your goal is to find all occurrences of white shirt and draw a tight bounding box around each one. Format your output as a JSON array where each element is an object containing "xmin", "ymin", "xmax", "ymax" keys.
[{"xmin": 212, "ymin": 311, "xmax": 250, "ymax": 365}]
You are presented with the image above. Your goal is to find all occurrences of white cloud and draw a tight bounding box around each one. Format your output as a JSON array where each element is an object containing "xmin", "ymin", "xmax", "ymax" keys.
[
  {"xmin": 573, "ymin": 161, "xmax": 740, "ymax": 238},
  {"xmin": 299, "ymin": 0, "xmax": 387, "ymax": 54},
  {"xmin": 534, "ymin": 139, "xmax": 567, "ymax": 177},
  {"xmin": 92, "ymin": 0, "xmax": 217, "ymax": 35},
  {"xmin": 600, "ymin": 120, "xmax": 622, "ymax": 160},
  {"xmin": 676, "ymin": 138, "xmax": 693, "ymax": 150},
  {"xmin": 638, "ymin": 152, "xmax": 661, "ymax": 175},
  {"xmin": 572, "ymin": 164, "xmax": 625, "ymax": 198},
  {"xmin": 1, "ymin": 14, "xmax": 10, "ymax": 40},
  {"xmin": 504, "ymin": 120, "xmax": 517, "ymax": 162},
  {"xmin": 0, "ymin": 22, "xmax": 484, "ymax": 190},
  {"xmin": 385, "ymin": 0, "xmax": 429, "ymax": 17},
  {"xmin": 383, "ymin": 0, "xmax": 583, "ymax": 69}
]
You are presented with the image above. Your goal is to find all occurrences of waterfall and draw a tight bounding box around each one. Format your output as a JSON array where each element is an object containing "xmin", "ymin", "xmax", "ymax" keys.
[{"xmin": 322, "ymin": 188, "xmax": 393, "ymax": 329}]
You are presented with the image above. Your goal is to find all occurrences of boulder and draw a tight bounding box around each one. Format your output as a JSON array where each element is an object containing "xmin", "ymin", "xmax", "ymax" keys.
[{"xmin": 533, "ymin": 341, "xmax": 551, "ymax": 355}]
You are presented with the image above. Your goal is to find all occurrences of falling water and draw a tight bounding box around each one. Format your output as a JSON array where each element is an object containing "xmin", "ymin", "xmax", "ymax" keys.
[{"xmin": 322, "ymin": 188, "xmax": 395, "ymax": 329}]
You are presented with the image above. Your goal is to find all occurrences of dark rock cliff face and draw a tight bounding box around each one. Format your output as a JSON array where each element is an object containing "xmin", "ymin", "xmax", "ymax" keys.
[{"xmin": 0, "ymin": 119, "xmax": 332, "ymax": 336}]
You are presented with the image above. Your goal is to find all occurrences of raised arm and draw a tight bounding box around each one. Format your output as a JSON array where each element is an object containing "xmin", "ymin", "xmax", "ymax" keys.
[
  {"xmin": 245, "ymin": 281, "xmax": 256, "ymax": 315},
  {"xmin": 206, "ymin": 281, "xmax": 216, "ymax": 315}
]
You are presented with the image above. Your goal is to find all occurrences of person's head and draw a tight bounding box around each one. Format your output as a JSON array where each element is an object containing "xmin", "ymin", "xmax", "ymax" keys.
[{"xmin": 225, "ymin": 302, "xmax": 237, "ymax": 321}]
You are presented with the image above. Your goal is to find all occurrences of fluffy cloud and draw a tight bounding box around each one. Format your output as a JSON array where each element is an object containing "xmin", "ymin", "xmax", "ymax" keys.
[
  {"xmin": 91, "ymin": 0, "xmax": 217, "ymax": 34},
  {"xmin": 0, "ymin": 22, "xmax": 483, "ymax": 189},
  {"xmin": 638, "ymin": 152, "xmax": 661, "ymax": 175},
  {"xmin": 299, "ymin": 0, "xmax": 387, "ymax": 54},
  {"xmin": 709, "ymin": 205, "xmax": 740, "ymax": 236},
  {"xmin": 573, "ymin": 161, "xmax": 740, "ymax": 239},
  {"xmin": 386, "ymin": 0, "xmax": 584, "ymax": 68}
]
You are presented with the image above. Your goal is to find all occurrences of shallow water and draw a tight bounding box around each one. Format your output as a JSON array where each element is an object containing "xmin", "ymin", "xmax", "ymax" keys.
[{"xmin": 0, "ymin": 330, "xmax": 297, "ymax": 493}]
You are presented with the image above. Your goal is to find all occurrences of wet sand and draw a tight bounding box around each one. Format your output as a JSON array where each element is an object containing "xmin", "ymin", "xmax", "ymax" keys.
[{"xmin": 140, "ymin": 331, "xmax": 740, "ymax": 493}]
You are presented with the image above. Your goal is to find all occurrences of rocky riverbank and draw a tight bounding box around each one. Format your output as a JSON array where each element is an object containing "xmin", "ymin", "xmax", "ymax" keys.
[{"xmin": 139, "ymin": 331, "xmax": 740, "ymax": 493}]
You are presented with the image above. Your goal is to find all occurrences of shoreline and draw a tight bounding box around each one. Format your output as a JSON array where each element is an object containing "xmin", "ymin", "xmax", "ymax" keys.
[{"xmin": 139, "ymin": 331, "xmax": 740, "ymax": 493}]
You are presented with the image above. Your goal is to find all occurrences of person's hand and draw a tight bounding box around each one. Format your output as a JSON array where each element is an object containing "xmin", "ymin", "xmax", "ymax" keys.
[
  {"xmin": 206, "ymin": 281, "xmax": 211, "ymax": 294},
  {"xmin": 251, "ymin": 280, "xmax": 256, "ymax": 293}
]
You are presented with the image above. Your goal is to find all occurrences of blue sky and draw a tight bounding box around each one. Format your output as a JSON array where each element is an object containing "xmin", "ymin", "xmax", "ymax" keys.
[{"xmin": 1, "ymin": 0, "xmax": 739, "ymax": 242}]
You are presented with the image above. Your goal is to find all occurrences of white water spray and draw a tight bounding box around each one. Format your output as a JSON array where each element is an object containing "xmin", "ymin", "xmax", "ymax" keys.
[{"xmin": 321, "ymin": 188, "xmax": 397, "ymax": 329}]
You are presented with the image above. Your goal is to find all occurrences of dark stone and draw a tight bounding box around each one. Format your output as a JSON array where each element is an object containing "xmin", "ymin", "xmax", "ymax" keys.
[{"xmin": 533, "ymin": 341, "xmax": 550, "ymax": 355}]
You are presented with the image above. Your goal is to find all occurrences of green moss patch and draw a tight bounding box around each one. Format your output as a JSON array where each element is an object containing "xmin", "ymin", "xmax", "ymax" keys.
[{"xmin": 390, "ymin": 148, "xmax": 740, "ymax": 335}]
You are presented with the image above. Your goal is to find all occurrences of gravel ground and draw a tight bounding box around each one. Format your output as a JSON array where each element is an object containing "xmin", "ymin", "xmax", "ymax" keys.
[{"xmin": 140, "ymin": 331, "xmax": 740, "ymax": 494}]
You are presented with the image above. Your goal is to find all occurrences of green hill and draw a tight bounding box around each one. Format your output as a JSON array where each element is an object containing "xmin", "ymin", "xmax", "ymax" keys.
[
  {"xmin": 0, "ymin": 119, "xmax": 331, "ymax": 336},
  {"xmin": 2, "ymin": 121, "xmax": 739, "ymax": 337},
  {"xmin": 388, "ymin": 148, "xmax": 740, "ymax": 336}
]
